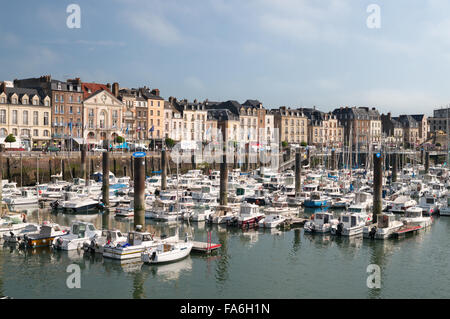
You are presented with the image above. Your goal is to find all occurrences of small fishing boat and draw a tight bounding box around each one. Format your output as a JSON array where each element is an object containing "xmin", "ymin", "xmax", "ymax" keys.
[
  {"xmin": 20, "ymin": 222, "xmax": 69, "ymax": 248},
  {"xmin": 439, "ymin": 196, "xmax": 450, "ymax": 216},
  {"xmin": 418, "ymin": 194, "xmax": 441, "ymax": 216},
  {"xmin": 363, "ymin": 213, "xmax": 404, "ymax": 239},
  {"xmin": 52, "ymin": 221, "xmax": 102, "ymax": 250},
  {"xmin": 0, "ymin": 213, "xmax": 31, "ymax": 234},
  {"xmin": 331, "ymin": 211, "xmax": 370, "ymax": 236},
  {"xmin": 401, "ymin": 207, "xmax": 433, "ymax": 228},
  {"xmin": 304, "ymin": 211, "xmax": 338, "ymax": 233},
  {"xmin": 387, "ymin": 195, "xmax": 417, "ymax": 214},
  {"xmin": 141, "ymin": 233, "xmax": 193, "ymax": 264},
  {"xmin": 258, "ymin": 214, "xmax": 286, "ymax": 228},
  {"xmin": 303, "ymin": 192, "xmax": 330, "ymax": 208},
  {"xmin": 83, "ymin": 229, "xmax": 128, "ymax": 254},
  {"xmin": 103, "ymin": 231, "xmax": 156, "ymax": 260},
  {"xmin": 236, "ymin": 202, "xmax": 265, "ymax": 228},
  {"xmin": 4, "ymin": 190, "xmax": 39, "ymax": 206}
]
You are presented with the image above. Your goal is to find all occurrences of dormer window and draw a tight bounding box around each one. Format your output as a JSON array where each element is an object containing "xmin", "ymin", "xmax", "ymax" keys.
[
  {"xmin": 0, "ymin": 97, "xmax": 5, "ymax": 103},
  {"xmin": 33, "ymin": 98, "xmax": 38, "ymax": 105},
  {"xmin": 12, "ymin": 97, "xmax": 17, "ymax": 104},
  {"xmin": 23, "ymin": 98, "xmax": 28, "ymax": 104},
  {"xmin": 57, "ymin": 82, "xmax": 62, "ymax": 90}
]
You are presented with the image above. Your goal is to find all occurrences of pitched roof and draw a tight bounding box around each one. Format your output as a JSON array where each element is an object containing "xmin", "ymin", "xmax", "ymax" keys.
[{"xmin": 82, "ymin": 82, "xmax": 111, "ymax": 99}]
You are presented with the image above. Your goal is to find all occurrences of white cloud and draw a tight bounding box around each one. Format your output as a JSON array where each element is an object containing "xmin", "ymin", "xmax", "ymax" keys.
[
  {"xmin": 127, "ymin": 12, "xmax": 182, "ymax": 46},
  {"xmin": 184, "ymin": 76, "xmax": 205, "ymax": 91}
]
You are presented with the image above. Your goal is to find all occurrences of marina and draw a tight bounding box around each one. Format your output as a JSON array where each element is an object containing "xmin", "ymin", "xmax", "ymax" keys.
[{"xmin": 1, "ymin": 147, "xmax": 450, "ymax": 299}]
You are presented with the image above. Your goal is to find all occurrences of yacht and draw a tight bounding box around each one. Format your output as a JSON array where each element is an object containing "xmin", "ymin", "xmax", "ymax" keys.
[
  {"xmin": 52, "ymin": 221, "xmax": 102, "ymax": 250},
  {"xmin": 363, "ymin": 213, "xmax": 404, "ymax": 239},
  {"xmin": 304, "ymin": 211, "xmax": 339, "ymax": 233}
]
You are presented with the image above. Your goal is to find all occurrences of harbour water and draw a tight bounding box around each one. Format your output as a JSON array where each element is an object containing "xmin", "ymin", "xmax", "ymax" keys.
[{"xmin": 1, "ymin": 207, "xmax": 449, "ymax": 299}]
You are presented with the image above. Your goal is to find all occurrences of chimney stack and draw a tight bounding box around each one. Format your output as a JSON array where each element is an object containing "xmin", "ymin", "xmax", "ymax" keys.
[
  {"xmin": 106, "ymin": 83, "xmax": 111, "ymax": 90},
  {"xmin": 151, "ymin": 88, "xmax": 160, "ymax": 97},
  {"xmin": 112, "ymin": 82, "xmax": 119, "ymax": 97}
]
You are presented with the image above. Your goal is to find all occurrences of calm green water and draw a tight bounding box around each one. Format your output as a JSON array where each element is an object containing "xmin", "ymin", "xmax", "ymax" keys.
[{"xmin": 1, "ymin": 207, "xmax": 449, "ymax": 299}]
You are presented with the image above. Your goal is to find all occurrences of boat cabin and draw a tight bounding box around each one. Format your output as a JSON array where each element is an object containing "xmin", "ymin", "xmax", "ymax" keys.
[
  {"xmin": 377, "ymin": 213, "xmax": 397, "ymax": 228},
  {"xmin": 70, "ymin": 221, "xmax": 98, "ymax": 239},
  {"xmin": 340, "ymin": 213, "xmax": 366, "ymax": 228},
  {"xmin": 313, "ymin": 212, "xmax": 334, "ymax": 225},
  {"xmin": 127, "ymin": 231, "xmax": 153, "ymax": 246},
  {"xmin": 240, "ymin": 202, "xmax": 260, "ymax": 216}
]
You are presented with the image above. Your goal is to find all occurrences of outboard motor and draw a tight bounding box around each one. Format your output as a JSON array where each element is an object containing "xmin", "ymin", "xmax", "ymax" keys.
[
  {"xmin": 336, "ymin": 223, "xmax": 344, "ymax": 236},
  {"xmin": 369, "ymin": 226, "xmax": 377, "ymax": 240}
]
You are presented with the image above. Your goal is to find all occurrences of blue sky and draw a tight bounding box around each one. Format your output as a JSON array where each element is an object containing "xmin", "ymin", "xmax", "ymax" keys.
[{"xmin": 1, "ymin": 0, "xmax": 450, "ymax": 115}]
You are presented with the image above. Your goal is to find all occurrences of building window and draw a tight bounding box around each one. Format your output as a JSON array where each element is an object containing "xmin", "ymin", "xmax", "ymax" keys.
[
  {"xmin": 12, "ymin": 110, "xmax": 17, "ymax": 124},
  {"xmin": 44, "ymin": 112, "xmax": 49, "ymax": 126},
  {"xmin": 0, "ymin": 110, "xmax": 6, "ymax": 124},
  {"xmin": 0, "ymin": 97, "xmax": 5, "ymax": 103},
  {"xmin": 12, "ymin": 128, "xmax": 17, "ymax": 136},
  {"xmin": 33, "ymin": 129, "xmax": 39, "ymax": 137},
  {"xmin": 33, "ymin": 98, "xmax": 38, "ymax": 105},
  {"xmin": 69, "ymin": 106, "xmax": 73, "ymax": 114},
  {"xmin": 60, "ymin": 105, "xmax": 64, "ymax": 114},
  {"xmin": 23, "ymin": 111, "xmax": 28, "ymax": 125},
  {"xmin": 33, "ymin": 111, "xmax": 38, "ymax": 125}
]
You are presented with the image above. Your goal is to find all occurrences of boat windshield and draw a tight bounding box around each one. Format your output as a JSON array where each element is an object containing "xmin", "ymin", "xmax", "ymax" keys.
[{"xmin": 349, "ymin": 207, "xmax": 363, "ymax": 213}]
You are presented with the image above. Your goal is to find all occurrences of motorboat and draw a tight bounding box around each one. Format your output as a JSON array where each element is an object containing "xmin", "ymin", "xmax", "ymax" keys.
[
  {"xmin": 2, "ymin": 223, "xmax": 40, "ymax": 243},
  {"xmin": 331, "ymin": 211, "xmax": 370, "ymax": 236},
  {"xmin": 0, "ymin": 213, "xmax": 32, "ymax": 234},
  {"xmin": 52, "ymin": 192, "xmax": 101, "ymax": 213},
  {"xmin": 258, "ymin": 214, "xmax": 286, "ymax": 228},
  {"xmin": 303, "ymin": 192, "xmax": 330, "ymax": 208},
  {"xmin": 439, "ymin": 195, "xmax": 450, "ymax": 216},
  {"xmin": 103, "ymin": 231, "xmax": 156, "ymax": 260},
  {"xmin": 141, "ymin": 233, "xmax": 193, "ymax": 264},
  {"xmin": 401, "ymin": 207, "xmax": 433, "ymax": 228},
  {"xmin": 83, "ymin": 229, "xmax": 128, "ymax": 254},
  {"xmin": 4, "ymin": 190, "xmax": 39, "ymax": 206},
  {"xmin": 363, "ymin": 213, "xmax": 404, "ymax": 239},
  {"xmin": 418, "ymin": 194, "xmax": 441, "ymax": 216},
  {"xmin": 387, "ymin": 195, "xmax": 417, "ymax": 214},
  {"xmin": 235, "ymin": 202, "xmax": 265, "ymax": 227},
  {"xmin": 19, "ymin": 222, "xmax": 69, "ymax": 248},
  {"xmin": 304, "ymin": 211, "xmax": 338, "ymax": 233},
  {"xmin": 52, "ymin": 221, "xmax": 102, "ymax": 250}
]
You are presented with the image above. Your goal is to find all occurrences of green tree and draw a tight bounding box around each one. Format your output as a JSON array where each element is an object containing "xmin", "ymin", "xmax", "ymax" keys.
[
  {"xmin": 5, "ymin": 134, "xmax": 15, "ymax": 149},
  {"xmin": 300, "ymin": 141, "xmax": 307, "ymax": 147},
  {"xmin": 281, "ymin": 141, "xmax": 288, "ymax": 148},
  {"xmin": 165, "ymin": 138, "xmax": 175, "ymax": 148},
  {"xmin": 115, "ymin": 135, "xmax": 125, "ymax": 144}
]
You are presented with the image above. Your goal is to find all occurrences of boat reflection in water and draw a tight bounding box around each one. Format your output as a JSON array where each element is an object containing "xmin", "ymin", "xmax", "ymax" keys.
[{"xmin": 142, "ymin": 256, "xmax": 193, "ymax": 282}]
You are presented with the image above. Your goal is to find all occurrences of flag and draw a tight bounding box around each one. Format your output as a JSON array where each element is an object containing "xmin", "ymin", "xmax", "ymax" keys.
[
  {"xmin": 149, "ymin": 125, "xmax": 154, "ymax": 132},
  {"xmin": 126, "ymin": 127, "xmax": 129, "ymax": 134}
]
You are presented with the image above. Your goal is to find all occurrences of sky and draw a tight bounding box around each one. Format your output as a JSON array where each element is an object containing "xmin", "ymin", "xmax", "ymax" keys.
[{"xmin": 1, "ymin": 0, "xmax": 450, "ymax": 115}]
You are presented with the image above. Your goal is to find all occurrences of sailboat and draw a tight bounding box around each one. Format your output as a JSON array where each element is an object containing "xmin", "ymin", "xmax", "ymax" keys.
[{"xmin": 141, "ymin": 148, "xmax": 193, "ymax": 264}]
